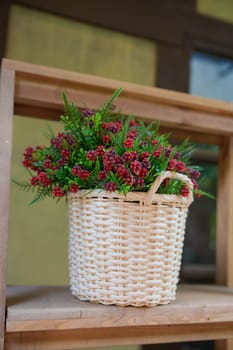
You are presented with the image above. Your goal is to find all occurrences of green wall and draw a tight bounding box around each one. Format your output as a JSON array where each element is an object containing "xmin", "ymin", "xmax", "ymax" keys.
[
  {"xmin": 6, "ymin": 5, "xmax": 157, "ymax": 286},
  {"xmin": 6, "ymin": 5, "xmax": 156, "ymax": 85},
  {"xmin": 198, "ymin": 0, "xmax": 233, "ymax": 24}
]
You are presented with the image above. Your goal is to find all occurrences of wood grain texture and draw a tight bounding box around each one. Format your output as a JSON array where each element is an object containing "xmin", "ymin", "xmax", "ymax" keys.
[
  {"xmin": 213, "ymin": 136, "xmax": 233, "ymax": 350},
  {"xmin": 3, "ymin": 58, "xmax": 233, "ymax": 117},
  {"xmin": 217, "ymin": 136, "xmax": 233, "ymax": 287},
  {"xmin": 14, "ymin": 78, "xmax": 233, "ymax": 137},
  {"xmin": 0, "ymin": 63, "xmax": 15, "ymax": 350},
  {"xmin": 4, "ymin": 322, "xmax": 233, "ymax": 350},
  {"xmin": 6, "ymin": 285, "xmax": 233, "ymax": 333},
  {"xmin": 2, "ymin": 59, "xmax": 233, "ymax": 141}
]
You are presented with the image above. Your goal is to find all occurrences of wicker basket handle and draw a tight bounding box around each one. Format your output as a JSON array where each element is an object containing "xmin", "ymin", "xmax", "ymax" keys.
[{"xmin": 144, "ymin": 171, "xmax": 193, "ymax": 206}]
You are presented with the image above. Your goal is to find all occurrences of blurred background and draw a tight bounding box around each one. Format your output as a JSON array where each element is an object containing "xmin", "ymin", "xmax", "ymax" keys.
[{"xmin": 1, "ymin": 1, "xmax": 233, "ymax": 349}]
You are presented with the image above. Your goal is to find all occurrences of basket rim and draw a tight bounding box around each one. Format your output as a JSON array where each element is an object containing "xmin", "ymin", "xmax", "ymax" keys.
[{"xmin": 69, "ymin": 189, "xmax": 191, "ymax": 207}]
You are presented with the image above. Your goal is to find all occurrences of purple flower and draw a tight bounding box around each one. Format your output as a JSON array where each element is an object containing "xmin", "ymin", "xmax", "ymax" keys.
[{"xmin": 82, "ymin": 108, "xmax": 94, "ymax": 117}]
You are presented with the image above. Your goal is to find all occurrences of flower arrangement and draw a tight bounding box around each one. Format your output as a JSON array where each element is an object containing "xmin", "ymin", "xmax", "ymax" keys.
[{"xmin": 15, "ymin": 88, "xmax": 209, "ymax": 204}]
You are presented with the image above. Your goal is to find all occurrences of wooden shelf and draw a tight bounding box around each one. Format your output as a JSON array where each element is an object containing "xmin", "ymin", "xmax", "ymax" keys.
[
  {"xmin": 6, "ymin": 284, "xmax": 233, "ymax": 336},
  {"xmin": 1, "ymin": 59, "xmax": 233, "ymax": 349}
]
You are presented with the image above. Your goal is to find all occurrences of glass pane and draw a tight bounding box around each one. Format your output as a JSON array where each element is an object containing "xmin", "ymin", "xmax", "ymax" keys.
[{"xmin": 190, "ymin": 51, "xmax": 233, "ymax": 102}]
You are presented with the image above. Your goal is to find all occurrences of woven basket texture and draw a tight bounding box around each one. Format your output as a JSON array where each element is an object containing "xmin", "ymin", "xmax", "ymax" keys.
[{"xmin": 68, "ymin": 171, "xmax": 193, "ymax": 307}]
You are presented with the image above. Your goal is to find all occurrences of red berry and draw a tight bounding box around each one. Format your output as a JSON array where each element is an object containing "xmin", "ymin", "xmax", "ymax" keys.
[
  {"xmin": 192, "ymin": 179, "xmax": 199, "ymax": 190},
  {"xmin": 168, "ymin": 158, "xmax": 177, "ymax": 171},
  {"xmin": 130, "ymin": 160, "xmax": 142, "ymax": 175},
  {"xmin": 116, "ymin": 166, "xmax": 129, "ymax": 180},
  {"xmin": 195, "ymin": 191, "xmax": 202, "ymax": 198},
  {"xmin": 123, "ymin": 151, "xmax": 137, "ymax": 161},
  {"xmin": 176, "ymin": 161, "xmax": 186, "ymax": 173},
  {"xmin": 61, "ymin": 148, "xmax": 70, "ymax": 160},
  {"xmin": 134, "ymin": 177, "xmax": 145, "ymax": 188},
  {"xmin": 24, "ymin": 146, "xmax": 34, "ymax": 158},
  {"xmin": 106, "ymin": 121, "xmax": 122, "ymax": 133},
  {"xmin": 43, "ymin": 159, "xmax": 52, "ymax": 169},
  {"xmin": 140, "ymin": 151, "xmax": 150, "ymax": 160},
  {"xmin": 139, "ymin": 167, "xmax": 148, "ymax": 178},
  {"xmin": 152, "ymin": 140, "xmax": 158, "ymax": 145},
  {"xmin": 124, "ymin": 138, "xmax": 134, "ymax": 148},
  {"xmin": 98, "ymin": 170, "xmax": 107, "ymax": 180},
  {"xmin": 22, "ymin": 159, "xmax": 31, "ymax": 168},
  {"xmin": 70, "ymin": 184, "xmax": 79, "ymax": 193},
  {"xmin": 96, "ymin": 145, "xmax": 105, "ymax": 155},
  {"xmin": 153, "ymin": 146, "xmax": 162, "ymax": 158},
  {"xmin": 162, "ymin": 178, "xmax": 169, "ymax": 187},
  {"xmin": 181, "ymin": 187, "xmax": 189, "ymax": 197},
  {"xmin": 53, "ymin": 187, "xmax": 65, "ymax": 197},
  {"xmin": 102, "ymin": 135, "xmax": 111, "ymax": 144},
  {"xmin": 104, "ymin": 182, "xmax": 117, "ymax": 192},
  {"xmin": 30, "ymin": 176, "xmax": 39, "ymax": 186},
  {"xmin": 129, "ymin": 120, "xmax": 136, "ymax": 127},
  {"xmin": 127, "ymin": 130, "xmax": 137, "ymax": 139},
  {"xmin": 87, "ymin": 150, "xmax": 97, "ymax": 162},
  {"xmin": 38, "ymin": 172, "xmax": 51, "ymax": 187}
]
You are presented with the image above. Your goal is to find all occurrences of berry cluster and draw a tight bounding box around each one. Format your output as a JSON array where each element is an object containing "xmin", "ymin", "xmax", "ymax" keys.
[{"xmin": 18, "ymin": 88, "xmax": 207, "ymax": 203}]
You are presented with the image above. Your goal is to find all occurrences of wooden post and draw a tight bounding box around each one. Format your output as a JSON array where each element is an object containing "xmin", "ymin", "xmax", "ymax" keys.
[
  {"xmin": 217, "ymin": 136, "xmax": 233, "ymax": 287},
  {"xmin": 0, "ymin": 63, "xmax": 15, "ymax": 350},
  {"xmin": 216, "ymin": 136, "xmax": 233, "ymax": 350},
  {"xmin": 0, "ymin": 0, "xmax": 11, "ymax": 62}
]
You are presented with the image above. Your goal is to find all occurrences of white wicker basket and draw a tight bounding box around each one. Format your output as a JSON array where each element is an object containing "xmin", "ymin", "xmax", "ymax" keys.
[{"xmin": 68, "ymin": 171, "xmax": 193, "ymax": 307}]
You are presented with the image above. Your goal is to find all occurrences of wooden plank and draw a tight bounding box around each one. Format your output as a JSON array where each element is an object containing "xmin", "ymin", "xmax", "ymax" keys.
[
  {"xmin": 216, "ymin": 339, "xmax": 233, "ymax": 350},
  {"xmin": 2, "ymin": 63, "xmax": 232, "ymax": 138},
  {"xmin": 13, "ymin": 78, "xmax": 233, "ymax": 136},
  {"xmin": 3, "ymin": 58, "xmax": 233, "ymax": 118},
  {"xmin": 4, "ymin": 323, "xmax": 233, "ymax": 350},
  {"xmin": 0, "ymin": 63, "xmax": 15, "ymax": 349},
  {"xmin": 6, "ymin": 285, "xmax": 233, "ymax": 333},
  {"xmin": 216, "ymin": 136, "xmax": 233, "ymax": 287}
]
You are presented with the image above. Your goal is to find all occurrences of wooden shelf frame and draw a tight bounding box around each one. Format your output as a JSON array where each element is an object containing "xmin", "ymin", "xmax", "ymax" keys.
[
  {"xmin": 4, "ymin": 284, "xmax": 233, "ymax": 349},
  {"xmin": 1, "ymin": 59, "xmax": 233, "ymax": 349}
]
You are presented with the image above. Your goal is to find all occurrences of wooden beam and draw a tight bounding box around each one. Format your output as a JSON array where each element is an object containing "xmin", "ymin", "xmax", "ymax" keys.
[
  {"xmin": 156, "ymin": 41, "xmax": 191, "ymax": 92},
  {"xmin": 0, "ymin": 62, "xmax": 15, "ymax": 350},
  {"xmin": 4, "ymin": 323, "xmax": 233, "ymax": 350},
  {"xmin": 0, "ymin": 0, "xmax": 11, "ymax": 62},
  {"xmin": 6, "ymin": 285, "xmax": 233, "ymax": 333},
  {"xmin": 166, "ymin": 0, "xmax": 196, "ymax": 10},
  {"xmin": 217, "ymin": 136, "xmax": 233, "ymax": 287},
  {"xmin": 215, "ymin": 135, "xmax": 233, "ymax": 350},
  {"xmin": 6, "ymin": 59, "xmax": 233, "ymax": 118},
  {"xmin": 6, "ymin": 59, "xmax": 233, "ymax": 139}
]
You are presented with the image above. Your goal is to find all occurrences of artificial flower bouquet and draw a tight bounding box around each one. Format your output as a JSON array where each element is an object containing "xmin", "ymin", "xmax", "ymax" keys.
[
  {"xmin": 15, "ymin": 88, "xmax": 210, "ymax": 307},
  {"xmin": 17, "ymin": 88, "xmax": 204, "ymax": 203}
]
